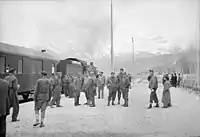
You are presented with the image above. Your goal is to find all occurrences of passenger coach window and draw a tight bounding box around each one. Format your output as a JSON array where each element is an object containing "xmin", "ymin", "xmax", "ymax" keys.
[
  {"xmin": 18, "ymin": 59, "xmax": 23, "ymax": 74},
  {"xmin": 0, "ymin": 56, "xmax": 5, "ymax": 73}
]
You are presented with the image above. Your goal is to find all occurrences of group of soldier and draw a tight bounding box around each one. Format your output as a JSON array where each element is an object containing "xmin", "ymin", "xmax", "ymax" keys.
[
  {"xmin": 0, "ymin": 67, "xmax": 132, "ymax": 136},
  {"xmin": 0, "ymin": 68, "xmax": 20, "ymax": 137},
  {"xmin": 32, "ymin": 68, "xmax": 132, "ymax": 127}
]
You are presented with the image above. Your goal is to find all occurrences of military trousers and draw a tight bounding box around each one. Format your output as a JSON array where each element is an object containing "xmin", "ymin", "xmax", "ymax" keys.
[
  {"xmin": 122, "ymin": 88, "xmax": 129, "ymax": 104},
  {"xmin": 69, "ymin": 84, "xmax": 75, "ymax": 98},
  {"xmin": 117, "ymin": 88, "xmax": 122, "ymax": 101},
  {"xmin": 50, "ymin": 86, "xmax": 61, "ymax": 106},
  {"xmin": 108, "ymin": 89, "xmax": 117, "ymax": 102},
  {"xmin": 84, "ymin": 89, "xmax": 89, "ymax": 101},
  {"xmin": 149, "ymin": 88, "xmax": 158, "ymax": 104},
  {"xmin": 98, "ymin": 85, "xmax": 104, "ymax": 99},
  {"xmin": 0, "ymin": 116, "xmax": 6, "ymax": 137},
  {"xmin": 88, "ymin": 90, "xmax": 96, "ymax": 106},
  {"xmin": 63, "ymin": 84, "xmax": 69, "ymax": 97},
  {"xmin": 74, "ymin": 90, "xmax": 80, "ymax": 105},
  {"xmin": 10, "ymin": 90, "xmax": 19, "ymax": 121}
]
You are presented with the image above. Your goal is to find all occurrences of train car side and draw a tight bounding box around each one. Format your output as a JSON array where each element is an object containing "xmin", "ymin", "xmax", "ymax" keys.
[{"xmin": 0, "ymin": 42, "xmax": 57, "ymax": 100}]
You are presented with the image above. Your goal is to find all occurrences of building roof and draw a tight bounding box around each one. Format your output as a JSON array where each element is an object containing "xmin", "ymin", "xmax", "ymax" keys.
[{"xmin": 0, "ymin": 42, "xmax": 57, "ymax": 61}]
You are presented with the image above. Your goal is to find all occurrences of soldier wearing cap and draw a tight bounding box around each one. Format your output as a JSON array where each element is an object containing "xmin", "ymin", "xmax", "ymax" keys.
[
  {"xmin": 68, "ymin": 73, "xmax": 75, "ymax": 98},
  {"xmin": 62, "ymin": 74, "xmax": 69, "ymax": 97},
  {"xmin": 148, "ymin": 69, "xmax": 159, "ymax": 109},
  {"xmin": 97, "ymin": 71, "xmax": 106, "ymax": 99},
  {"xmin": 85, "ymin": 71, "xmax": 97, "ymax": 107},
  {"xmin": 50, "ymin": 72, "xmax": 62, "ymax": 108},
  {"xmin": 74, "ymin": 73, "xmax": 83, "ymax": 106},
  {"xmin": 82, "ymin": 72, "xmax": 90, "ymax": 105},
  {"xmin": 106, "ymin": 72, "xmax": 118, "ymax": 106},
  {"xmin": 116, "ymin": 68, "xmax": 125, "ymax": 105},
  {"xmin": 5, "ymin": 68, "xmax": 20, "ymax": 122},
  {"xmin": 33, "ymin": 71, "xmax": 52, "ymax": 127}
]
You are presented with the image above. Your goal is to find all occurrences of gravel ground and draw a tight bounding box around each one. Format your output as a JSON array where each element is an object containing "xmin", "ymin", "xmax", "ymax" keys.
[{"xmin": 6, "ymin": 83, "xmax": 200, "ymax": 137}]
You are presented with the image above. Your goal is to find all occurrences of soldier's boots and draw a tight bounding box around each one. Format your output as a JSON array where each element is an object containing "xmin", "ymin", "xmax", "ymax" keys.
[
  {"xmin": 33, "ymin": 120, "xmax": 40, "ymax": 127},
  {"xmin": 168, "ymin": 103, "xmax": 172, "ymax": 107},
  {"xmin": 77, "ymin": 99, "xmax": 81, "ymax": 105},
  {"xmin": 112, "ymin": 101, "xmax": 115, "ymax": 106},
  {"xmin": 107, "ymin": 101, "xmax": 110, "ymax": 106},
  {"xmin": 39, "ymin": 122, "xmax": 45, "ymax": 128},
  {"xmin": 12, "ymin": 119, "xmax": 20, "ymax": 122},
  {"xmin": 147, "ymin": 104, "xmax": 152, "ymax": 109},
  {"xmin": 122, "ymin": 102, "xmax": 128, "ymax": 107},
  {"xmin": 90, "ymin": 104, "xmax": 96, "ymax": 107},
  {"xmin": 84, "ymin": 102, "xmax": 88, "ymax": 105},
  {"xmin": 154, "ymin": 104, "xmax": 159, "ymax": 108},
  {"xmin": 117, "ymin": 100, "xmax": 120, "ymax": 105}
]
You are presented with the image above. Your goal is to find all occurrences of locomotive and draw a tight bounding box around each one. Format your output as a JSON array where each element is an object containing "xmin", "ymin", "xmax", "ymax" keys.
[{"xmin": 0, "ymin": 42, "xmax": 91, "ymax": 100}]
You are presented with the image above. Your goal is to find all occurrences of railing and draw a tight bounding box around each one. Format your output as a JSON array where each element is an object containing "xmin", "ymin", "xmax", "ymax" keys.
[{"xmin": 181, "ymin": 78, "xmax": 200, "ymax": 93}]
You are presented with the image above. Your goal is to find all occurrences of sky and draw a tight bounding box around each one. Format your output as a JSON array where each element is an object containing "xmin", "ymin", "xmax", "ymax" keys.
[{"xmin": 0, "ymin": 0, "xmax": 199, "ymax": 59}]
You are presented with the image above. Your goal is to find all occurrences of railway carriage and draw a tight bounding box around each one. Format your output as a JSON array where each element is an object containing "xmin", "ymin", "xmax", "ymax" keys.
[
  {"xmin": 0, "ymin": 42, "xmax": 98, "ymax": 100},
  {"xmin": 0, "ymin": 42, "xmax": 58, "ymax": 100},
  {"xmin": 56, "ymin": 58, "xmax": 87, "ymax": 78}
]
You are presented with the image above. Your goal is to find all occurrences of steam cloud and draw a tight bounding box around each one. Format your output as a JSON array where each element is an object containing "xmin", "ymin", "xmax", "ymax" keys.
[{"xmin": 0, "ymin": 0, "xmax": 111, "ymax": 60}]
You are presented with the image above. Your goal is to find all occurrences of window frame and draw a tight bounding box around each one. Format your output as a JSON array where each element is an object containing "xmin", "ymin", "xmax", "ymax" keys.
[
  {"xmin": 0, "ymin": 55, "xmax": 6, "ymax": 74},
  {"xmin": 18, "ymin": 59, "xmax": 23, "ymax": 74}
]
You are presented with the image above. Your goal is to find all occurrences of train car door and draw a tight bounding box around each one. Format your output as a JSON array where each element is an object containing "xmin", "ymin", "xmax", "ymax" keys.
[{"xmin": 0, "ymin": 55, "xmax": 6, "ymax": 75}]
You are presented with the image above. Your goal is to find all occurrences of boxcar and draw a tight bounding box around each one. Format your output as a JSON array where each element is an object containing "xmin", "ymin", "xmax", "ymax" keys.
[
  {"xmin": 0, "ymin": 42, "xmax": 58, "ymax": 100},
  {"xmin": 56, "ymin": 58, "xmax": 87, "ymax": 78}
]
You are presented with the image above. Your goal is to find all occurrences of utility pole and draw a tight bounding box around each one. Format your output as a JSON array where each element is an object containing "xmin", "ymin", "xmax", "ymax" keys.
[
  {"xmin": 197, "ymin": 0, "xmax": 200, "ymax": 88},
  {"xmin": 132, "ymin": 37, "xmax": 135, "ymax": 64},
  {"xmin": 110, "ymin": 0, "xmax": 114, "ymax": 72}
]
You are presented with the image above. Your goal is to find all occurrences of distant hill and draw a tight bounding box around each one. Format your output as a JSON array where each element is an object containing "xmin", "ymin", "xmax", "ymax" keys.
[
  {"xmin": 33, "ymin": 44, "xmax": 199, "ymax": 76},
  {"xmin": 95, "ymin": 48, "xmax": 199, "ymax": 76}
]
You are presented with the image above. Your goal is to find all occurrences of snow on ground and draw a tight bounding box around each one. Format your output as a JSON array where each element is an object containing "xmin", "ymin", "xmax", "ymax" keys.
[{"xmin": 6, "ymin": 83, "xmax": 200, "ymax": 137}]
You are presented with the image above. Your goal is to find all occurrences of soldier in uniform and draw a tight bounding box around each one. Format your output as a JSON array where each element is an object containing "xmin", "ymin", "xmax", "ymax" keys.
[
  {"xmin": 74, "ymin": 73, "xmax": 83, "ymax": 106},
  {"xmin": 116, "ymin": 68, "xmax": 124, "ymax": 105},
  {"xmin": 0, "ymin": 77, "xmax": 10, "ymax": 137},
  {"xmin": 120, "ymin": 72, "xmax": 130, "ymax": 107},
  {"xmin": 50, "ymin": 72, "xmax": 62, "ymax": 108},
  {"xmin": 148, "ymin": 69, "xmax": 159, "ymax": 109},
  {"xmin": 86, "ymin": 72, "xmax": 97, "ymax": 107},
  {"xmin": 68, "ymin": 73, "xmax": 74, "ymax": 98},
  {"xmin": 97, "ymin": 71, "xmax": 106, "ymax": 99},
  {"xmin": 33, "ymin": 71, "xmax": 52, "ymax": 127},
  {"xmin": 128, "ymin": 73, "xmax": 132, "ymax": 89},
  {"xmin": 107, "ymin": 72, "xmax": 118, "ymax": 106},
  {"xmin": 82, "ymin": 72, "xmax": 90, "ymax": 105},
  {"xmin": 5, "ymin": 68, "xmax": 20, "ymax": 122},
  {"xmin": 62, "ymin": 74, "xmax": 69, "ymax": 97}
]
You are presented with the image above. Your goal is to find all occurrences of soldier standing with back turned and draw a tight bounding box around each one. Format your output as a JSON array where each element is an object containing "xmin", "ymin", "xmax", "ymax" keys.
[
  {"xmin": 107, "ymin": 72, "xmax": 118, "ymax": 106},
  {"xmin": 120, "ymin": 72, "xmax": 130, "ymax": 107},
  {"xmin": 83, "ymin": 72, "xmax": 90, "ymax": 105},
  {"xmin": 5, "ymin": 68, "xmax": 20, "ymax": 122},
  {"xmin": 50, "ymin": 72, "xmax": 62, "ymax": 108},
  {"xmin": 74, "ymin": 73, "xmax": 83, "ymax": 106},
  {"xmin": 86, "ymin": 72, "xmax": 97, "ymax": 107},
  {"xmin": 33, "ymin": 71, "xmax": 52, "ymax": 127},
  {"xmin": 97, "ymin": 71, "xmax": 106, "ymax": 99}
]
